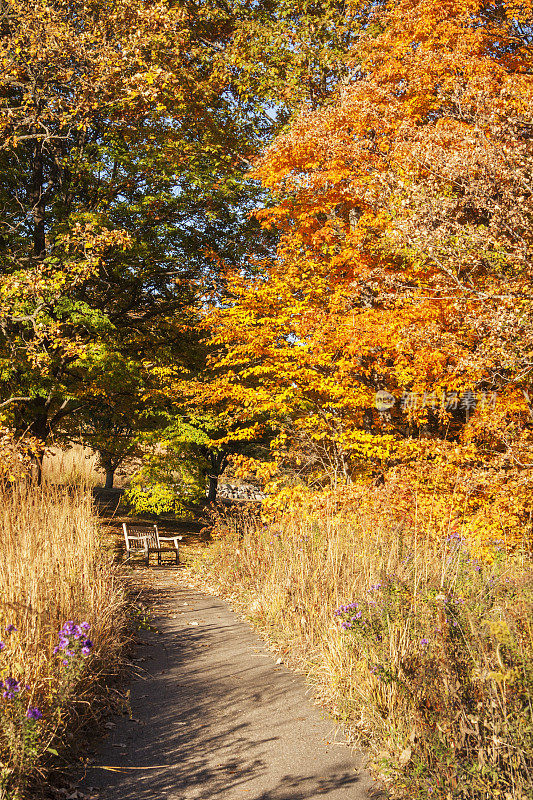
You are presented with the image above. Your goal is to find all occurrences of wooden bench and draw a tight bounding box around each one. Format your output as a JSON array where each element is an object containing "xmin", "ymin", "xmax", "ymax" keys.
[{"xmin": 122, "ymin": 523, "xmax": 183, "ymax": 566}]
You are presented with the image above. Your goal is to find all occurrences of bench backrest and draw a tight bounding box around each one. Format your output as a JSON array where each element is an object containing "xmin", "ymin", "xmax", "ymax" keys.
[{"xmin": 123, "ymin": 523, "xmax": 159, "ymax": 550}]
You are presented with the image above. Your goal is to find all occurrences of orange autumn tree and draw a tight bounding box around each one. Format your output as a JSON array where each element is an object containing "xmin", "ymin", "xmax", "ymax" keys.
[{"xmin": 205, "ymin": 0, "xmax": 533, "ymax": 549}]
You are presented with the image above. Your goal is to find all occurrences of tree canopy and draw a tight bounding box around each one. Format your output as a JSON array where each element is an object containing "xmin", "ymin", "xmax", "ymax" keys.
[
  {"xmin": 2, "ymin": 0, "xmax": 532, "ymax": 528},
  {"xmin": 201, "ymin": 0, "xmax": 533, "ymax": 540}
]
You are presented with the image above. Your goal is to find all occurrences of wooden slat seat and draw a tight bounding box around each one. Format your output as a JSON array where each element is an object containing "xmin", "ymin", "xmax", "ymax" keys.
[{"xmin": 123, "ymin": 523, "xmax": 183, "ymax": 566}]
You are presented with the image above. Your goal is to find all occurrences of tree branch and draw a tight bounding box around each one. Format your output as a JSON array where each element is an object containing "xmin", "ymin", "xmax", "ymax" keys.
[{"xmin": 0, "ymin": 396, "xmax": 32, "ymax": 408}]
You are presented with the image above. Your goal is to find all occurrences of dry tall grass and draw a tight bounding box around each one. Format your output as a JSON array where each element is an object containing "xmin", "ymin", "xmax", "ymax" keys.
[
  {"xmin": 0, "ymin": 483, "xmax": 129, "ymax": 798},
  {"xmin": 42, "ymin": 445, "xmax": 102, "ymax": 488},
  {"xmin": 42, "ymin": 444, "xmax": 134, "ymax": 489},
  {"xmin": 190, "ymin": 495, "xmax": 533, "ymax": 800}
]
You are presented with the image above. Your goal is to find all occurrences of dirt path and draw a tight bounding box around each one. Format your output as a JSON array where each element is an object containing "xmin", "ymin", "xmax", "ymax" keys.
[{"xmin": 77, "ymin": 568, "xmax": 385, "ymax": 800}]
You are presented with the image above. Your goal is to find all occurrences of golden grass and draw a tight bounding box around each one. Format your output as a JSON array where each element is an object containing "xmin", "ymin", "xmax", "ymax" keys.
[
  {"xmin": 0, "ymin": 482, "xmax": 129, "ymax": 797},
  {"xmin": 42, "ymin": 445, "xmax": 102, "ymax": 488},
  {"xmin": 189, "ymin": 494, "xmax": 533, "ymax": 800}
]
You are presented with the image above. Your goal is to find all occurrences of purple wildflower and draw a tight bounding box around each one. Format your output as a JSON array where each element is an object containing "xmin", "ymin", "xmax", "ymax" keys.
[
  {"xmin": 26, "ymin": 707, "xmax": 42, "ymax": 720},
  {"xmin": 0, "ymin": 642, "xmax": 5, "ymax": 652},
  {"xmin": 446, "ymin": 531, "xmax": 465, "ymax": 547},
  {"xmin": 420, "ymin": 638, "xmax": 429, "ymax": 647},
  {"xmin": 5, "ymin": 625, "xmax": 17, "ymax": 635},
  {"xmin": 54, "ymin": 619, "xmax": 93, "ymax": 664},
  {"xmin": 2, "ymin": 677, "xmax": 20, "ymax": 699}
]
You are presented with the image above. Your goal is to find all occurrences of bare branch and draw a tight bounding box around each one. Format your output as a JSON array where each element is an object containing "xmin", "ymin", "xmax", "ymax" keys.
[{"xmin": 0, "ymin": 396, "xmax": 32, "ymax": 408}]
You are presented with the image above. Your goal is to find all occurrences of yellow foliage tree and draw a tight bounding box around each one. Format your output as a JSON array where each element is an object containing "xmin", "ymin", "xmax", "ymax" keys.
[{"xmin": 204, "ymin": 0, "xmax": 533, "ymax": 550}]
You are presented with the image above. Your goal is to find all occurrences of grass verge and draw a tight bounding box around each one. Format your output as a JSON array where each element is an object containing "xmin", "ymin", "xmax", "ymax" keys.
[
  {"xmin": 0, "ymin": 482, "xmax": 129, "ymax": 799},
  {"xmin": 187, "ymin": 496, "xmax": 533, "ymax": 800}
]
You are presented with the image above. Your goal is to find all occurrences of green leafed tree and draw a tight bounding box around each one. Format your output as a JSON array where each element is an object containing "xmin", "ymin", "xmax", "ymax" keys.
[
  {"xmin": 0, "ymin": 0, "xmax": 269, "ymax": 467},
  {"xmin": 0, "ymin": 0, "xmax": 376, "ymax": 483}
]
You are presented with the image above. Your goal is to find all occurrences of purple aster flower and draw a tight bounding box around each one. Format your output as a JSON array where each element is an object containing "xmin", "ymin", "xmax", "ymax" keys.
[
  {"xmin": 80, "ymin": 622, "xmax": 90, "ymax": 631},
  {"xmin": 420, "ymin": 638, "xmax": 429, "ymax": 647},
  {"xmin": 2, "ymin": 677, "xmax": 20, "ymax": 699},
  {"xmin": 26, "ymin": 707, "xmax": 42, "ymax": 720},
  {"xmin": 5, "ymin": 625, "xmax": 17, "ymax": 635},
  {"xmin": 81, "ymin": 645, "xmax": 91, "ymax": 656},
  {"xmin": 61, "ymin": 621, "xmax": 76, "ymax": 636}
]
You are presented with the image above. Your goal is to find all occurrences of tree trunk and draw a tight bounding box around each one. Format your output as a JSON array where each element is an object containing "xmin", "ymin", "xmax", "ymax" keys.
[
  {"xmin": 206, "ymin": 449, "xmax": 230, "ymax": 503},
  {"xmin": 28, "ymin": 408, "xmax": 48, "ymax": 485},
  {"xmin": 30, "ymin": 452, "xmax": 43, "ymax": 485},
  {"xmin": 31, "ymin": 137, "xmax": 46, "ymax": 260},
  {"xmin": 104, "ymin": 466, "xmax": 115, "ymax": 490},
  {"xmin": 207, "ymin": 475, "xmax": 218, "ymax": 503}
]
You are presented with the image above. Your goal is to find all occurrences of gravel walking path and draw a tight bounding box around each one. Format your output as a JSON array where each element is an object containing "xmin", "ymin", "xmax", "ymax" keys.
[{"xmin": 78, "ymin": 571, "xmax": 384, "ymax": 800}]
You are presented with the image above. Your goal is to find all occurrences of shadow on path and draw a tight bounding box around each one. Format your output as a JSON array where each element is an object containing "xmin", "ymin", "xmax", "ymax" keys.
[{"xmin": 79, "ymin": 577, "xmax": 386, "ymax": 800}]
